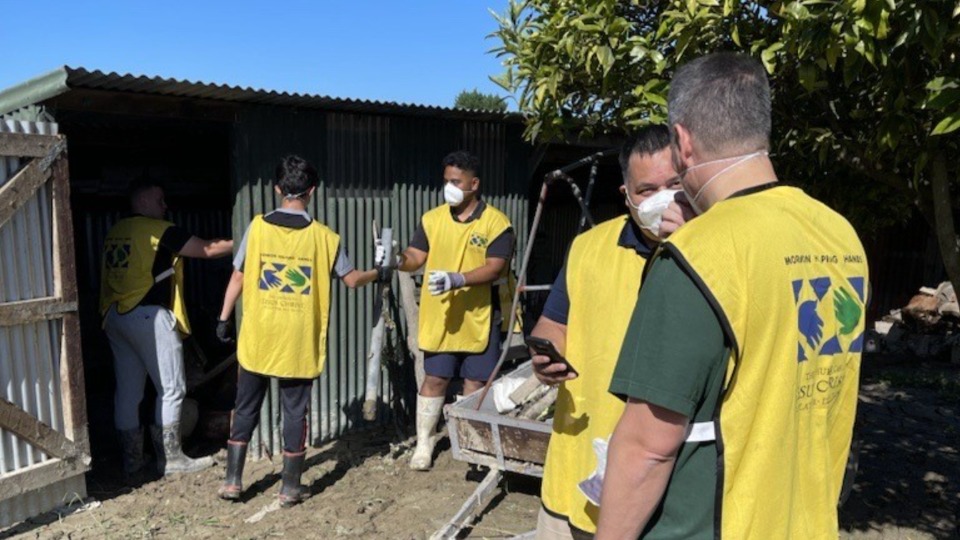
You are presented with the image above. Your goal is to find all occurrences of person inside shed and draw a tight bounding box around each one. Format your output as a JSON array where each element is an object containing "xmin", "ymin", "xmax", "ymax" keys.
[
  {"xmin": 396, "ymin": 150, "xmax": 516, "ymax": 471},
  {"xmin": 529, "ymin": 125, "xmax": 690, "ymax": 540},
  {"xmin": 215, "ymin": 154, "xmax": 389, "ymax": 506},
  {"xmin": 100, "ymin": 176, "xmax": 234, "ymax": 478}
]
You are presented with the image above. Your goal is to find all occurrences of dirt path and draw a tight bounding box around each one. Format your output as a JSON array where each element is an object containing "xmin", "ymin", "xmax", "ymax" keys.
[{"xmin": 2, "ymin": 363, "xmax": 957, "ymax": 539}]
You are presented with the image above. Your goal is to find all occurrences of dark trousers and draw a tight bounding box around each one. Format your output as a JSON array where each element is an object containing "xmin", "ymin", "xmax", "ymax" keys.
[{"xmin": 230, "ymin": 365, "xmax": 312, "ymax": 453}]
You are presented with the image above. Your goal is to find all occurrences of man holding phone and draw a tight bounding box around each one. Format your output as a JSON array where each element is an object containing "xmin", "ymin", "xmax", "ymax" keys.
[{"xmin": 529, "ymin": 125, "xmax": 691, "ymax": 539}]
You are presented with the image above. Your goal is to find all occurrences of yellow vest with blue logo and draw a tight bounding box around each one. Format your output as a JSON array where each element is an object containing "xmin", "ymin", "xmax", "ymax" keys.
[
  {"xmin": 238, "ymin": 215, "xmax": 340, "ymax": 378},
  {"xmin": 99, "ymin": 216, "xmax": 191, "ymax": 335},
  {"xmin": 418, "ymin": 204, "xmax": 513, "ymax": 354},
  {"xmin": 541, "ymin": 216, "xmax": 647, "ymax": 533},
  {"xmin": 664, "ymin": 186, "xmax": 867, "ymax": 540}
]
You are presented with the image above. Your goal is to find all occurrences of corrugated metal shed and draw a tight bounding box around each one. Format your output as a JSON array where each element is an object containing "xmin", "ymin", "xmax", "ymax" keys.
[
  {"xmin": 0, "ymin": 67, "xmax": 539, "ymax": 461},
  {"xmin": 0, "ymin": 67, "xmax": 520, "ymax": 120}
]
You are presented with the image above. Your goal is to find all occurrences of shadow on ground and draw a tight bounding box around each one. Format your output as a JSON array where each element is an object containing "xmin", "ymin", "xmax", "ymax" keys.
[{"xmin": 839, "ymin": 360, "xmax": 960, "ymax": 539}]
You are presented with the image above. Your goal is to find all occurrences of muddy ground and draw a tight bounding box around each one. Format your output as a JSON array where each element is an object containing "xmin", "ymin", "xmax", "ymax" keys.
[{"xmin": 2, "ymin": 360, "xmax": 958, "ymax": 540}]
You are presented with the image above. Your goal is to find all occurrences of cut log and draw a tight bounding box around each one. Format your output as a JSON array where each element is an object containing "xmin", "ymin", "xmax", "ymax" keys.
[
  {"xmin": 397, "ymin": 271, "xmax": 424, "ymax": 391},
  {"xmin": 508, "ymin": 375, "xmax": 544, "ymax": 405}
]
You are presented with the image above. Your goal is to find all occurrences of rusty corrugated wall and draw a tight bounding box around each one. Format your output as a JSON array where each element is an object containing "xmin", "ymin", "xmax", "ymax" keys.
[
  {"xmin": 230, "ymin": 106, "xmax": 532, "ymax": 456},
  {"xmin": 0, "ymin": 120, "xmax": 86, "ymax": 528}
]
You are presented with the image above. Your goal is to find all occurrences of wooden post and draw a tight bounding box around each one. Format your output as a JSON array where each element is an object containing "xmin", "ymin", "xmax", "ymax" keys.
[{"xmin": 50, "ymin": 146, "xmax": 89, "ymax": 454}]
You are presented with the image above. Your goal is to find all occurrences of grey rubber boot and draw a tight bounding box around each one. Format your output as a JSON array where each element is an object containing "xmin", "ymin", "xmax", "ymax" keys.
[
  {"xmin": 278, "ymin": 450, "xmax": 308, "ymax": 508},
  {"xmin": 118, "ymin": 427, "xmax": 145, "ymax": 475},
  {"xmin": 149, "ymin": 423, "xmax": 214, "ymax": 475},
  {"xmin": 218, "ymin": 440, "xmax": 247, "ymax": 501}
]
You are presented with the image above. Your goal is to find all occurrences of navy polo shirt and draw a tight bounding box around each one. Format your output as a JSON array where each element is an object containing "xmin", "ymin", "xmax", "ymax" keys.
[{"xmin": 541, "ymin": 219, "xmax": 653, "ymax": 325}]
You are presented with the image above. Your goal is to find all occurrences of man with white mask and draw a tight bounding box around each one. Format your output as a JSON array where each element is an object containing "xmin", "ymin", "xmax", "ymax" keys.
[
  {"xmin": 596, "ymin": 52, "xmax": 867, "ymax": 540},
  {"xmin": 529, "ymin": 125, "xmax": 687, "ymax": 540},
  {"xmin": 397, "ymin": 150, "xmax": 516, "ymax": 470}
]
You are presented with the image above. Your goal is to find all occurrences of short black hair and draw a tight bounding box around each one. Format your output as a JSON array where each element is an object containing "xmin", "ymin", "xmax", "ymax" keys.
[
  {"xmin": 618, "ymin": 125, "xmax": 672, "ymax": 177},
  {"xmin": 275, "ymin": 154, "xmax": 318, "ymax": 196},
  {"xmin": 441, "ymin": 150, "xmax": 481, "ymax": 177},
  {"xmin": 127, "ymin": 174, "xmax": 163, "ymax": 206}
]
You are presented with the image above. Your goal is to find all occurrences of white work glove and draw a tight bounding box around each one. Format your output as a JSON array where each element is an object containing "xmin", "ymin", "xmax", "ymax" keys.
[
  {"xmin": 374, "ymin": 238, "xmax": 400, "ymax": 268},
  {"xmin": 578, "ymin": 438, "xmax": 609, "ymax": 507},
  {"xmin": 374, "ymin": 239, "xmax": 386, "ymax": 267},
  {"xmin": 427, "ymin": 270, "xmax": 466, "ymax": 295}
]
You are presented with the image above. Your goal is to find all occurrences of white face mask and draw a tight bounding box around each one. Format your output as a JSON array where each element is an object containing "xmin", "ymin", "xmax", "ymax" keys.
[
  {"xmin": 444, "ymin": 182, "xmax": 474, "ymax": 206},
  {"xmin": 678, "ymin": 150, "xmax": 768, "ymax": 214},
  {"xmin": 625, "ymin": 188, "xmax": 680, "ymax": 237}
]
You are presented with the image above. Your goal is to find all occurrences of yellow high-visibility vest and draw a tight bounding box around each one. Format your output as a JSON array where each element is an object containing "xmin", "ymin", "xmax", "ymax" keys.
[
  {"xmin": 540, "ymin": 216, "xmax": 647, "ymax": 533},
  {"xmin": 238, "ymin": 215, "xmax": 340, "ymax": 378},
  {"xmin": 665, "ymin": 186, "xmax": 868, "ymax": 539},
  {"xmin": 418, "ymin": 204, "xmax": 512, "ymax": 353},
  {"xmin": 99, "ymin": 216, "xmax": 191, "ymax": 335}
]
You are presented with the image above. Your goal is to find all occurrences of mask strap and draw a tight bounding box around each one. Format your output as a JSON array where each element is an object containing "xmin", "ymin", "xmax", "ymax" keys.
[
  {"xmin": 284, "ymin": 190, "xmax": 309, "ymax": 200},
  {"xmin": 691, "ymin": 151, "xmax": 767, "ymax": 204}
]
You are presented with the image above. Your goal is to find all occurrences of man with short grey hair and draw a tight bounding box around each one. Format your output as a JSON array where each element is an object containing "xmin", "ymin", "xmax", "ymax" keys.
[{"xmin": 596, "ymin": 52, "xmax": 868, "ymax": 539}]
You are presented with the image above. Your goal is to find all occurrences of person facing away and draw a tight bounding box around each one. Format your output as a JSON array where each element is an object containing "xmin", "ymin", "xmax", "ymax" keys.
[
  {"xmin": 100, "ymin": 176, "xmax": 233, "ymax": 478},
  {"xmin": 215, "ymin": 154, "xmax": 386, "ymax": 507},
  {"xmin": 595, "ymin": 52, "xmax": 869, "ymax": 540},
  {"xmin": 396, "ymin": 150, "xmax": 517, "ymax": 471},
  {"xmin": 530, "ymin": 125, "xmax": 690, "ymax": 540}
]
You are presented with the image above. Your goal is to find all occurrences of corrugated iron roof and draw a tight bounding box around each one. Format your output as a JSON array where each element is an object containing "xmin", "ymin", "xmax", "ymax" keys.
[{"xmin": 0, "ymin": 66, "xmax": 517, "ymax": 120}]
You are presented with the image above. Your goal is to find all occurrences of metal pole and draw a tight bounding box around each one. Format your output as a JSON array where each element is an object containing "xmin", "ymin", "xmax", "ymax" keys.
[
  {"xmin": 475, "ymin": 181, "xmax": 549, "ymax": 410},
  {"xmin": 579, "ymin": 159, "xmax": 600, "ymax": 232}
]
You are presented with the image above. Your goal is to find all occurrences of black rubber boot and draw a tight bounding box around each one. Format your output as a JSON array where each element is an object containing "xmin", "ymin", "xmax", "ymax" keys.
[
  {"xmin": 218, "ymin": 440, "xmax": 248, "ymax": 501},
  {"xmin": 278, "ymin": 451, "xmax": 308, "ymax": 508}
]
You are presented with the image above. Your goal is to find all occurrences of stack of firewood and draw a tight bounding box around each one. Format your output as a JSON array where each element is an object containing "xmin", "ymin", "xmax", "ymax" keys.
[{"xmin": 872, "ymin": 282, "xmax": 960, "ymax": 361}]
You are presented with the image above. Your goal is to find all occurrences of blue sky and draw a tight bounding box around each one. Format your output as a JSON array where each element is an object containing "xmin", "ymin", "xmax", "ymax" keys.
[{"xmin": 0, "ymin": 1, "xmax": 511, "ymax": 108}]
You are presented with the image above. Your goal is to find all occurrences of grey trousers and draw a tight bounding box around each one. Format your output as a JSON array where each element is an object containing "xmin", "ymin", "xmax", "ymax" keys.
[{"xmin": 104, "ymin": 304, "xmax": 185, "ymax": 430}]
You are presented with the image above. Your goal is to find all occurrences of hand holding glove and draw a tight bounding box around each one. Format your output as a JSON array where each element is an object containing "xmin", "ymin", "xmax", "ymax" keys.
[
  {"xmin": 374, "ymin": 238, "xmax": 400, "ymax": 269},
  {"xmin": 427, "ymin": 270, "xmax": 466, "ymax": 296},
  {"xmin": 215, "ymin": 318, "xmax": 234, "ymax": 344}
]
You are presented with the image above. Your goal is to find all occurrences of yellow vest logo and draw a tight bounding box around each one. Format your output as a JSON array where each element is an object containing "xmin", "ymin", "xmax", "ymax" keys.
[
  {"xmin": 104, "ymin": 242, "xmax": 131, "ymax": 269},
  {"xmin": 793, "ymin": 276, "xmax": 866, "ymax": 361},
  {"xmin": 468, "ymin": 233, "xmax": 488, "ymax": 248},
  {"xmin": 259, "ymin": 260, "xmax": 313, "ymax": 295}
]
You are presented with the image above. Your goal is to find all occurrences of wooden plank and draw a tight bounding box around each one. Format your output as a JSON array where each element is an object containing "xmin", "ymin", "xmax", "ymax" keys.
[
  {"xmin": 51, "ymin": 152, "xmax": 90, "ymax": 453},
  {"xmin": 0, "ymin": 132, "xmax": 57, "ymax": 158},
  {"xmin": 0, "ymin": 458, "xmax": 87, "ymax": 502},
  {"xmin": 0, "ymin": 138, "xmax": 63, "ymax": 231},
  {"xmin": 0, "ymin": 398, "xmax": 79, "ymax": 459},
  {"xmin": 0, "ymin": 298, "xmax": 77, "ymax": 327}
]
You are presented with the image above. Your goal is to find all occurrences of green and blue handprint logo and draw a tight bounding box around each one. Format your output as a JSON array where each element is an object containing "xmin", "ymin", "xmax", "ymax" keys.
[
  {"xmin": 259, "ymin": 261, "xmax": 312, "ymax": 295},
  {"xmin": 793, "ymin": 276, "xmax": 865, "ymax": 361}
]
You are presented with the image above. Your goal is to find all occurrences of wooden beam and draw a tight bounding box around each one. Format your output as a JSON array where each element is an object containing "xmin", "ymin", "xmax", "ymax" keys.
[
  {"xmin": 0, "ymin": 137, "xmax": 64, "ymax": 231},
  {"xmin": 0, "ymin": 298, "xmax": 77, "ymax": 327},
  {"xmin": 0, "ymin": 458, "xmax": 87, "ymax": 503},
  {"xmin": 51, "ymin": 153, "xmax": 89, "ymax": 453},
  {"xmin": 0, "ymin": 398, "xmax": 79, "ymax": 459},
  {"xmin": 0, "ymin": 132, "xmax": 57, "ymax": 158}
]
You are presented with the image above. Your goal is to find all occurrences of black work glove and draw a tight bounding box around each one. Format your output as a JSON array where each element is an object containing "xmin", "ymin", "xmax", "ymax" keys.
[
  {"xmin": 216, "ymin": 318, "xmax": 234, "ymax": 344},
  {"xmin": 376, "ymin": 265, "xmax": 394, "ymax": 284}
]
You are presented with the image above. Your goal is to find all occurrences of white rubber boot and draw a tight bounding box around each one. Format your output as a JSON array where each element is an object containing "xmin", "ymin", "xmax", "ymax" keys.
[{"xmin": 409, "ymin": 395, "xmax": 444, "ymax": 471}]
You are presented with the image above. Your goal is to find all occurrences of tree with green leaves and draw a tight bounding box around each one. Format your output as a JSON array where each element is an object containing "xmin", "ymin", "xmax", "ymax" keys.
[
  {"xmin": 454, "ymin": 88, "xmax": 508, "ymax": 112},
  {"xmin": 491, "ymin": 0, "xmax": 960, "ymax": 294}
]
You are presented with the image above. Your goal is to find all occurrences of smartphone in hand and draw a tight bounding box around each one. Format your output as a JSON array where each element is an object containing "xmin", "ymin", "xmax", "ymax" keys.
[{"xmin": 525, "ymin": 336, "xmax": 578, "ymax": 377}]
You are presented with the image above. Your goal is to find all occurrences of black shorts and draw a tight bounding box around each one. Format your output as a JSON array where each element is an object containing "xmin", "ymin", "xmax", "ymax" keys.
[{"xmin": 424, "ymin": 319, "xmax": 502, "ymax": 381}]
